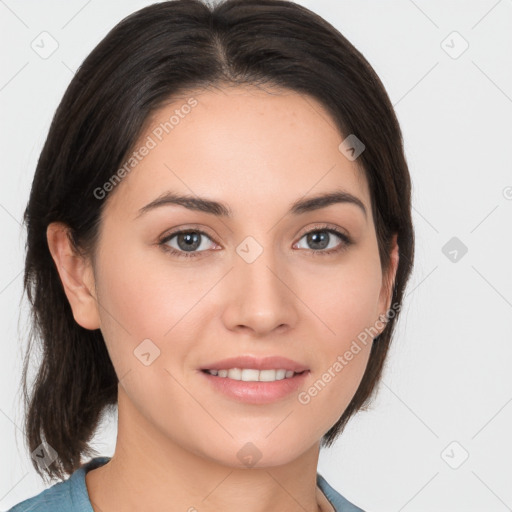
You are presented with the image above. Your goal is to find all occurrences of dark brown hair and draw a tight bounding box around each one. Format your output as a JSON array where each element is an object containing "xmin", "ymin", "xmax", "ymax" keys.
[{"xmin": 21, "ymin": 0, "xmax": 414, "ymax": 482}]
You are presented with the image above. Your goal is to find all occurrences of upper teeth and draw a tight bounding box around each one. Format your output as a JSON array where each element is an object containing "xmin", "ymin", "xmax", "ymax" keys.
[{"xmin": 206, "ymin": 368, "xmax": 298, "ymax": 381}]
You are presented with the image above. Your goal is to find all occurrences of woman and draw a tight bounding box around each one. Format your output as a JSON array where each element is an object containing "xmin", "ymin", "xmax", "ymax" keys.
[{"xmin": 11, "ymin": 0, "xmax": 414, "ymax": 510}]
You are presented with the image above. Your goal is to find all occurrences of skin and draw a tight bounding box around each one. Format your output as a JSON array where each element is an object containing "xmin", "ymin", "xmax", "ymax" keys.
[{"xmin": 47, "ymin": 84, "xmax": 399, "ymax": 512}]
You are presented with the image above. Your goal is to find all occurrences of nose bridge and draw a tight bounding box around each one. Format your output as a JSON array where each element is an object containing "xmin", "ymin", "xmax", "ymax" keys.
[{"xmin": 223, "ymin": 234, "xmax": 297, "ymax": 333}]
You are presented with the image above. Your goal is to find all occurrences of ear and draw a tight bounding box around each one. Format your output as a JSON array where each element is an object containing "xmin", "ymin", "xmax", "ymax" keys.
[
  {"xmin": 46, "ymin": 222, "xmax": 101, "ymax": 330},
  {"xmin": 376, "ymin": 233, "xmax": 400, "ymax": 334}
]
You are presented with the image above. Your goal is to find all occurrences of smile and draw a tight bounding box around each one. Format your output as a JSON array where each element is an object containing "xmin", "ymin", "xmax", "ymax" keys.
[{"xmin": 202, "ymin": 368, "xmax": 306, "ymax": 382}]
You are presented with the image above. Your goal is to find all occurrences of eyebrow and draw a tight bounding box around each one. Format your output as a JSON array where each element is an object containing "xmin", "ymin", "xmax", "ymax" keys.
[{"xmin": 135, "ymin": 188, "xmax": 367, "ymax": 220}]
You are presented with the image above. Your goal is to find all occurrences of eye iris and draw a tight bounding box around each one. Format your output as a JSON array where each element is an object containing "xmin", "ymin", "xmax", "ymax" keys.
[
  {"xmin": 308, "ymin": 231, "xmax": 329, "ymax": 250},
  {"xmin": 178, "ymin": 232, "xmax": 201, "ymax": 252}
]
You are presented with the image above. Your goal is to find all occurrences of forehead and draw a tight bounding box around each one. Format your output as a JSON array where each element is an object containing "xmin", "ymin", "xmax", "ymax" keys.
[{"xmin": 104, "ymin": 85, "xmax": 371, "ymax": 220}]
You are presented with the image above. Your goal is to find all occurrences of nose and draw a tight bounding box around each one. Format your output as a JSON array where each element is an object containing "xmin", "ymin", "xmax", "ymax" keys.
[{"xmin": 220, "ymin": 246, "xmax": 299, "ymax": 337}]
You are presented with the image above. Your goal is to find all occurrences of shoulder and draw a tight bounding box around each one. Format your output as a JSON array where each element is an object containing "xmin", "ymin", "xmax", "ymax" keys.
[
  {"xmin": 5, "ymin": 457, "xmax": 111, "ymax": 512},
  {"xmin": 6, "ymin": 476, "xmax": 78, "ymax": 512},
  {"xmin": 317, "ymin": 472, "xmax": 366, "ymax": 512}
]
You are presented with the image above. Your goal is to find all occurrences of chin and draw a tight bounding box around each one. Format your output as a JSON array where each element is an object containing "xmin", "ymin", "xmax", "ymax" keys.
[{"xmin": 206, "ymin": 435, "xmax": 314, "ymax": 469}]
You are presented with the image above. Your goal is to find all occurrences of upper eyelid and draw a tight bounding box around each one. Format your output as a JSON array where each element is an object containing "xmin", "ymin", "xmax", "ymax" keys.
[{"xmin": 160, "ymin": 225, "xmax": 217, "ymax": 244}]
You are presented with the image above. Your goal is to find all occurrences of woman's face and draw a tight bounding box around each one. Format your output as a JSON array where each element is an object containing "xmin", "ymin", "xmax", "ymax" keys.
[{"xmin": 81, "ymin": 85, "xmax": 397, "ymax": 467}]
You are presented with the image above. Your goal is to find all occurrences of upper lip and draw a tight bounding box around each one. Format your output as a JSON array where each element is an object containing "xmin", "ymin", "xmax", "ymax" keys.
[{"xmin": 200, "ymin": 355, "xmax": 309, "ymax": 373}]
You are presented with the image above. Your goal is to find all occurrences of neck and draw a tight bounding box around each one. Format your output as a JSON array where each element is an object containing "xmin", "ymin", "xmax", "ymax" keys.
[{"xmin": 85, "ymin": 386, "xmax": 329, "ymax": 512}]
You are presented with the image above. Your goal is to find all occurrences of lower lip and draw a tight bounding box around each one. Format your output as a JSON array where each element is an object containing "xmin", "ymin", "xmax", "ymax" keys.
[{"xmin": 199, "ymin": 370, "xmax": 310, "ymax": 404}]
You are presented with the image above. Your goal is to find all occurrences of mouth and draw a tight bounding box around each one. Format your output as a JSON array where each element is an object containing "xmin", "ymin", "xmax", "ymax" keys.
[
  {"xmin": 198, "ymin": 355, "xmax": 310, "ymax": 403},
  {"xmin": 199, "ymin": 367, "xmax": 310, "ymax": 404},
  {"xmin": 201, "ymin": 368, "xmax": 308, "ymax": 382}
]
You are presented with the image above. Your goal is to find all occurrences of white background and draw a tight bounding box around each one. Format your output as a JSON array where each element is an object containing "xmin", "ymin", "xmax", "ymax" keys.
[{"xmin": 1, "ymin": 1, "xmax": 511, "ymax": 511}]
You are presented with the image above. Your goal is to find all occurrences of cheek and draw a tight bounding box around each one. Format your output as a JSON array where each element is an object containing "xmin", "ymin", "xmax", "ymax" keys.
[
  {"xmin": 94, "ymin": 239, "xmax": 195, "ymax": 336},
  {"xmin": 93, "ymin": 239, "xmax": 220, "ymax": 384},
  {"xmin": 288, "ymin": 258, "xmax": 381, "ymax": 429},
  {"xmin": 93, "ymin": 246, "xmax": 203, "ymax": 406},
  {"xmin": 298, "ymin": 330, "xmax": 373, "ymax": 436},
  {"xmin": 301, "ymin": 254, "xmax": 383, "ymax": 345}
]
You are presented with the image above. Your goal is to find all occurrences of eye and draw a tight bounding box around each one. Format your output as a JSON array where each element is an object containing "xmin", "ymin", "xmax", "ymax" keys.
[
  {"xmin": 158, "ymin": 224, "xmax": 353, "ymax": 259},
  {"xmin": 294, "ymin": 225, "xmax": 352, "ymax": 256},
  {"xmin": 159, "ymin": 229, "xmax": 217, "ymax": 259}
]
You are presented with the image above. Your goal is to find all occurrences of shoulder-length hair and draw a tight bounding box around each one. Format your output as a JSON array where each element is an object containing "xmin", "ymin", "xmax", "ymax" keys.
[{"xmin": 21, "ymin": 0, "xmax": 414, "ymax": 482}]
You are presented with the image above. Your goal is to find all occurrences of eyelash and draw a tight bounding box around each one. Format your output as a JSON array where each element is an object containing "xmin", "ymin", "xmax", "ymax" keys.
[{"xmin": 158, "ymin": 224, "xmax": 353, "ymax": 259}]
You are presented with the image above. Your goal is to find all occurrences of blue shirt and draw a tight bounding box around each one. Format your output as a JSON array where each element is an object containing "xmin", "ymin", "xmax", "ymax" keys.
[{"xmin": 6, "ymin": 457, "xmax": 364, "ymax": 511}]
